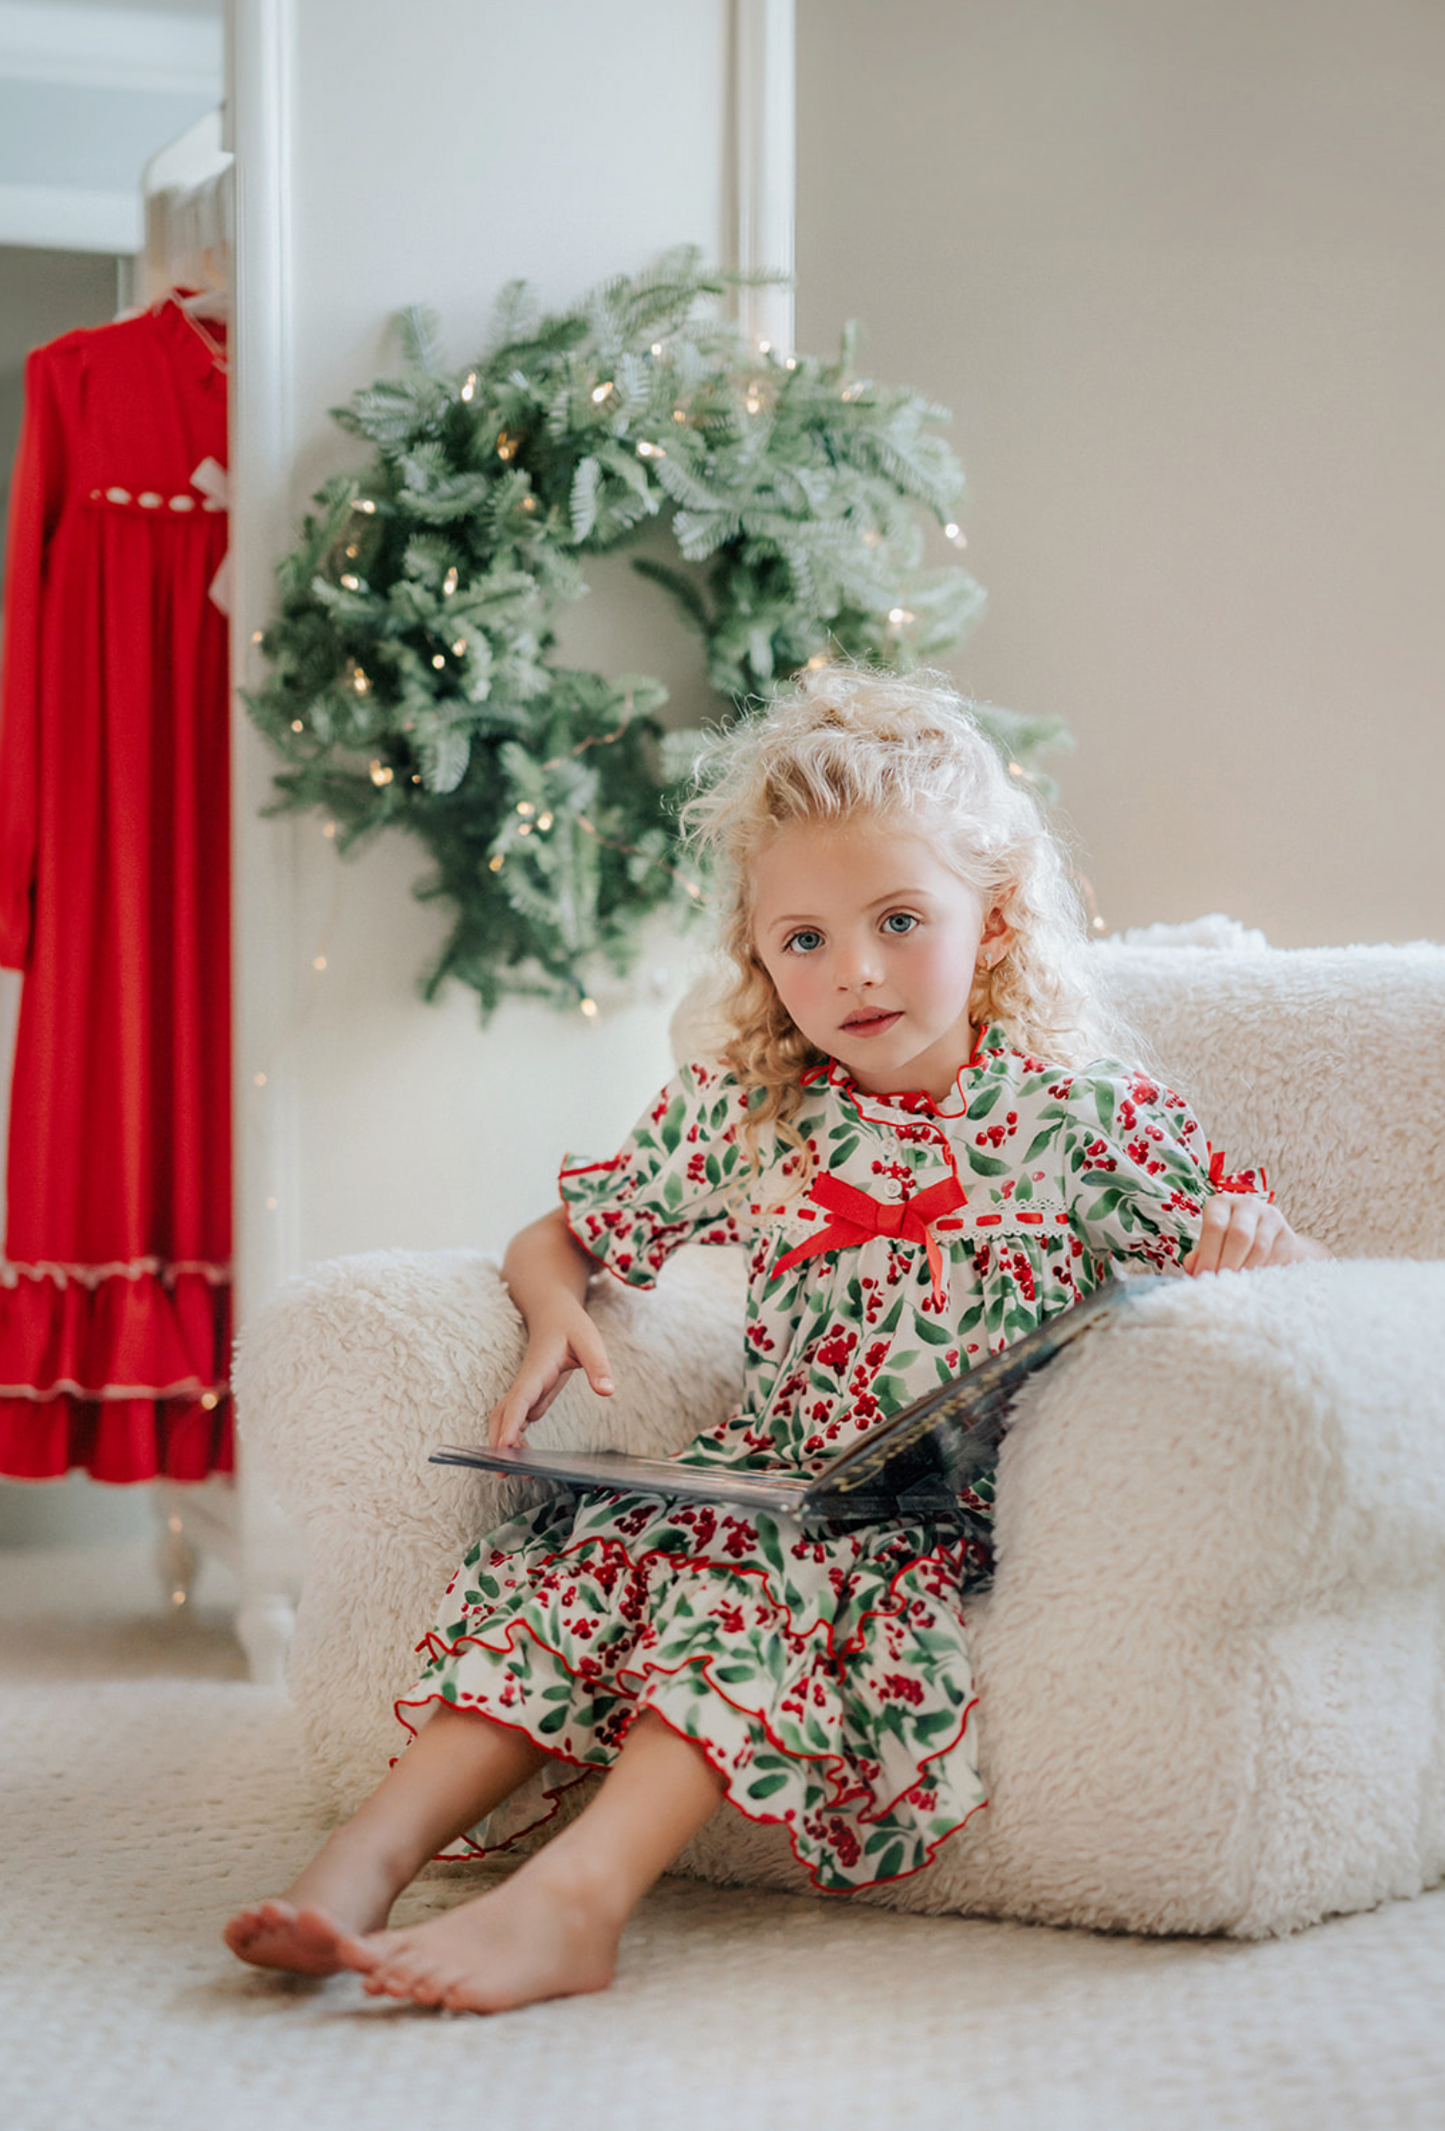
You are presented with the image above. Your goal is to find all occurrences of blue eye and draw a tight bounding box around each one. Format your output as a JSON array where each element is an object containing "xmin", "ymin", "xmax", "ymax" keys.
[
  {"xmin": 882, "ymin": 912, "xmax": 919, "ymax": 935},
  {"xmin": 785, "ymin": 928, "xmax": 824, "ymax": 955}
]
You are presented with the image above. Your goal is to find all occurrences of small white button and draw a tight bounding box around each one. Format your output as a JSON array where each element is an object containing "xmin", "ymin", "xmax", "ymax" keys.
[
  {"xmin": 201, "ymin": 497, "xmax": 224, "ymax": 512},
  {"xmin": 880, "ymin": 1176, "xmax": 905, "ymax": 1201},
  {"xmin": 138, "ymin": 491, "xmax": 162, "ymax": 509},
  {"xmin": 169, "ymin": 495, "xmax": 196, "ymax": 512},
  {"xmin": 106, "ymin": 487, "xmax": 131, "ymax": 505}
]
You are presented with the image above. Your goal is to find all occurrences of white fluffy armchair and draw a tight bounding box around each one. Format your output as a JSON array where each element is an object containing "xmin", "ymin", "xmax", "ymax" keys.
[{"xmin": 236, "ymin": 939, "xmax": 1445, "ymax": 1939}]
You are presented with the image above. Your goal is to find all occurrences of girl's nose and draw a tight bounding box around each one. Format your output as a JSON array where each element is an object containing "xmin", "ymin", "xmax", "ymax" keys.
[{"xmin": 834, "ymin": 935, "xmax": 882, "ymax": 989}]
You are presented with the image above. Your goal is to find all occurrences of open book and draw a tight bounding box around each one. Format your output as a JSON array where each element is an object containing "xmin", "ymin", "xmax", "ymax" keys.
[{"xmin": 430, "ymin": 1278, "xmax": 1138, "ymax": 1530}]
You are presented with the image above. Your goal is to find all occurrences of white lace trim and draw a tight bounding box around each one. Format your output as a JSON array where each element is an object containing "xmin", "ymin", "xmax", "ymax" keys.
[{"xmin": 0, "ymin": 1258, "xmax": 231, "ymax": 1291}]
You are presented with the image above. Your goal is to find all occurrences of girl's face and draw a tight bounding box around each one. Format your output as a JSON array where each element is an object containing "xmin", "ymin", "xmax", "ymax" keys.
[{"xmin": 750, "ymin": 815, "xmax": 1012, "ymax": 1103}]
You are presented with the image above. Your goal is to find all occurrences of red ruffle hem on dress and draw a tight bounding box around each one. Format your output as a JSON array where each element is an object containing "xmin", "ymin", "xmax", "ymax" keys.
[{"xmin": 0, "ymin": 297, "xmax": 233, "ymax": 1482}]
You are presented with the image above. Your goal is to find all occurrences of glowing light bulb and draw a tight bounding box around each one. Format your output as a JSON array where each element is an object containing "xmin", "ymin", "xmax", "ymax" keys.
[
  {"xmin": 452, "ymin": 638, "xmax": 466, "ymax": 656},
  {"xmin": 340, "ymin": 573, "xmax": 361, "ymax": 591},
  {"xmin": 312, "ymin": 954, "xmax": 327, "ymax": 971},
  {"xmin": 888, "ymin": 607, "xmax": 914, "ymax": 626},
  {"xmin": 650, "ymin": 341, "xmax": 664, "ymax": 357},
  {"xmin": 443, "ymin": 567, "xmax": 459, "ymax": 596},
  {"xmin": 517, "ymin": 801, "xmax": 536, "ymax": 818},
  {"xmin": 580, "ymin": 997, "xmax": 599, "ymax": 1019},
  {"xmin": 590, "ymin": 381, "xmax": 614, "ymax": 404},
  {"xmin": 460, "ymin": 371, "xmax": 477, "ymax": 401},
  {"xmin": 1008, "ymin": 761, "xmax": 1024, "ymax": 778},
  {"xmin": 758, "ymin": 339, "xmax": 771, "ymax": 354},
  {"xmin": 200, "ymin": 1392, "xmax": 219, "ymax": 1411},
  {"xmin": 537, "ymin": 811, "xmax": 553, "ymax": 831},
  {"xmin": 322, "ymin": 821, "xmax": 338, "ymax": 839},
  {"xmin": 432, "ymin": 653, "xmax": 446, "ymax": 670},
  {"xmin": 489, "ymin": 853, "xmax": 504, "ymax": 872},
  {"xmin": 291, "ymin": 718, "xmax": 304, "ymax": 731},
  {"xmin": 785, "ymin": 357, "xmax": 797, "ymax": 370},
  {"xmin": 355, "ymin": 498, "xmax": 377, "ymax": 514},
  {"xmin": 369, "ymin": 760, "xmax": 394, "ymax": 785},
  {"xmin": 806, "ymin": 653, "xmax": 829, "ymax": 670}
]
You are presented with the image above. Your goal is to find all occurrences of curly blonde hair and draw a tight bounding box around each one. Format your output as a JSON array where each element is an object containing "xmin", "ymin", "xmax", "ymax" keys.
[{"xmin": 680, "ymin": 666, "xmax": 1115, "ymax": 1152}]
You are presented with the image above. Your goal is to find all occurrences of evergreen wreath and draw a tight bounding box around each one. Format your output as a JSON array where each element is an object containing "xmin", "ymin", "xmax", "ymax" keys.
[{"xmin": 247, "ymin": 249, "xmax": 1065, "ymax": 1015}]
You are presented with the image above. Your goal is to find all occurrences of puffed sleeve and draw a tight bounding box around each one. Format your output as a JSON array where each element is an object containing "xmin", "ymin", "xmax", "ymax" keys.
[
  {"xmin": 1062, "ymin": 1065, "xmax": 1268, "ymax": 1272},
  {"xmin": 0, "ymin": 346, "xmax": 67, "ymax": 971},
  {"xmin": 557, "ymin": 1058, "xmax": 751, "ymax": 1288}
]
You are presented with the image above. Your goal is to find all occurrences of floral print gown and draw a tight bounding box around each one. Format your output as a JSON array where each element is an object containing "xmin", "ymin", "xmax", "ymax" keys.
[{"xmin": 399, "ymin": 1027, "xmax": 1262, "ymax": 1892}]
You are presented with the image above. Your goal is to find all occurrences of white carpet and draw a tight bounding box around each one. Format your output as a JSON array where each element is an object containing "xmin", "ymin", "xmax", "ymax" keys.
[{"xmin": 3, "ymin": 1543, "xmax": 1445, "ymax": 2131}]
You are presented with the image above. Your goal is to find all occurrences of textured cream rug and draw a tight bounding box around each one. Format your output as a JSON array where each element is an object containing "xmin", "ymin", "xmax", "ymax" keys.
[{"xmin": 4, "ymin": 1542, "xmax": 1445, "ymax": 2131}]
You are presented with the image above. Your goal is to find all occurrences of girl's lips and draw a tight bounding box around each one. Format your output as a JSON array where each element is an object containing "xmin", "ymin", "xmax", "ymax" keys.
[{"xmin": 840, "ymin": 1010, "xmax": 902, "ymax": 1036}]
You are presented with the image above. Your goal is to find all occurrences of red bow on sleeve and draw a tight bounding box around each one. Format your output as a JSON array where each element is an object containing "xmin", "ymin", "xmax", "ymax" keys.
[{"xmin": 770, "ymin": 1171, "xmax": 968, "ymax": 1308}]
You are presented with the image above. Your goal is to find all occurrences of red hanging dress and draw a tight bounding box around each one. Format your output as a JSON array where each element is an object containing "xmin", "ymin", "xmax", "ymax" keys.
[{"xmin": 0, "ymin": 296, "xmax": 232, "ymax": 1482}]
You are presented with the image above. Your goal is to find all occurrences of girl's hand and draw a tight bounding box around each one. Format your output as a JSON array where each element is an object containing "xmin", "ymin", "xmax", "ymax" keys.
[
  {"xmin": 488, "ymin": 1298, "xmax": 615, "ymax": 1448},
  {"xmin": 1183, "ymin": 1196, "xmax": 1331, "ymax": 1275}
]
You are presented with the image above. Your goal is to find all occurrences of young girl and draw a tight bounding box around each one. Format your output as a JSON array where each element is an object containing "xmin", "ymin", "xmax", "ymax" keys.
[{"xmin": 225, "ymin": 668, "xmax": 1323, "ymax": 2013}]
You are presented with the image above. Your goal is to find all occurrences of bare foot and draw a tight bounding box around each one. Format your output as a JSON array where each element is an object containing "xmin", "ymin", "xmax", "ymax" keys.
[
  {"xmin": 224, "ymin": 1832, "xmax": 401, "ymax": 1976},
  {"xmin": 334, "ymin": 1857, "xmax": 622, "ymax": 2014},
  {"xmin": 223, "ymin": 1900, "xmax": 359, "ymax": 1976}
]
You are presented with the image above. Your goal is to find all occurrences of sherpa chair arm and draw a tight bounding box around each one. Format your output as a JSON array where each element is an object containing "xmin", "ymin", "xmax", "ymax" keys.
[{"xmin": 234, "ymin": 1243, "xmax": 746, "ymax": 1815}]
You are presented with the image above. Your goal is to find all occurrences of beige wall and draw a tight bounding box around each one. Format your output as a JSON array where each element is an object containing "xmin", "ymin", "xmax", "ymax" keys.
[{"xmin": 796, "ymin": 0, "xmax": 1444, "ymax": 947}]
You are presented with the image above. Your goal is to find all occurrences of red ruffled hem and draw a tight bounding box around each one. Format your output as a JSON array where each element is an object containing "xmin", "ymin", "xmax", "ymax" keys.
[
  {"xmin": 0, "ymin": 1265, "xmax": 232, "ymax": 1479},
  {"xmin": 0, "ymin": 1390, "xmax": 233, "ymax": 1481}
]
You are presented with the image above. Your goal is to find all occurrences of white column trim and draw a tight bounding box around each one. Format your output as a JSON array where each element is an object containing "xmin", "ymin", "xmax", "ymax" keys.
[
  {"xmin": 731, "ymin": 0, "xmax": 795, "ymax": 355},
  {"xmin": 226, "ymin": 0, "xmax": 303, "ymax": 1683},
  {"xmin": 227, "ymin": 0, "xmax": 301, "ymax": 1320}
]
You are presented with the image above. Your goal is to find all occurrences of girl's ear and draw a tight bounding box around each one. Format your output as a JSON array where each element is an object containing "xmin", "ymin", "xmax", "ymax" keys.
[{"xmin": 978, "ymin": 905, "xmax": 1015, "ymax": 967}]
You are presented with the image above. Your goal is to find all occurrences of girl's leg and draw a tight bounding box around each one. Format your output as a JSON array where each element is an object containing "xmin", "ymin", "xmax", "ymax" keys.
[
  {"xmin": 223, "ymin": 1704, "xmax": 549, "ymax": 1975},
  {"xmin": 333, "ymin": 1710, "xmax": 727, "ymax": 2013}
]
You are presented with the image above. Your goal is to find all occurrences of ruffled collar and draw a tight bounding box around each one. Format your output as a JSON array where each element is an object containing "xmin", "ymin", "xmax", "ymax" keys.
[{"xmin": 801, "ymin": 1022, "xmax": 1014, "ymax": 1123}]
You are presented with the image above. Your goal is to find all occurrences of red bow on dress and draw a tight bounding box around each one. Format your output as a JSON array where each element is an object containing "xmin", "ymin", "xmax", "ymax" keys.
[{"xmin": 770, "ymin": 1171, "xmax": 968, "ymax": 1308}]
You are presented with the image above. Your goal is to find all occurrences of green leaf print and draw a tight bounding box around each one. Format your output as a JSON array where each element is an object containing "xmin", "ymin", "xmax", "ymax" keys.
[
  {"xmin": 714, "ymin": 1663, "xmax": 758, "ymax": 1685},
  {"xmin": 706, "ymin": 1151, "xmax": 723, "ymax": 1187},
  {"xmin": 1014, "ymin": 1173, "xmax": 1033, "ymax": 1203},
  {"xmin": 913, "ymin": 1316, "xmax": 956, "ymax": 1346},
  {"xmin": 967, "ymin": 1081, "xmax": 1003, "ymax": 1119},
  {"xmin": 913, "ymin": 1706, "xmax": 961, "ymax": 1739},
  {"xmin": 747, "ymin": 1771, "xmax": 791, "ymax": 1801},
  {"xmin": 756, "ymin": 1517, "xmax": 786, "ymax": 1580},
  {"xmin": 872, "ymin": 1841, "xmax": 906, "ymax": 1880},
  {"xmin": 536, "ymin": 1705, "xmax": 570, "ymax": 1735},
  {"xmin": 441, "ymin": 1679, "xmax": 458, "ymax": 1702},
  {"xmin": 1021, "ymin": 1126, "xmax": 1058, "ymax": 1166},
  {"xmin": 659, "ymin": 1096, "xmax": 687, "ymax": 1153},
  {"xmin": 1094, "ymin": 1081, "xmax": 1116, "ymax": 1135},
  {"xmin": 964, "ymin": 1149, "xmax": 1010, "ymax": 1176},
  {"xmin": 663, "ymin": 1170, "xmax": 684, "ymax": 1211}
]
